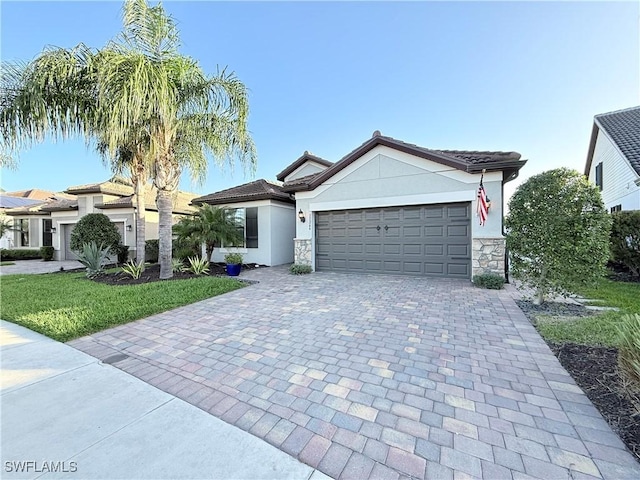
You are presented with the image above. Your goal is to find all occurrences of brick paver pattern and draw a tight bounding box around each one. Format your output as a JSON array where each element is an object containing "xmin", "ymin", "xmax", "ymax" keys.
[{"xmin": 70, "ymin": 267, "xmax": 640, "ymax": 479}]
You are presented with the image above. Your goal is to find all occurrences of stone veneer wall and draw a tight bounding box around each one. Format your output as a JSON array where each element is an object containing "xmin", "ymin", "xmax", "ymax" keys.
[
  {"xmin": 472, "ymin": 238, "xmax": 505, "ymax": 278},
  {"xmin": 294, "ymin": 238, "xmax": 312, "ymax": 266}
]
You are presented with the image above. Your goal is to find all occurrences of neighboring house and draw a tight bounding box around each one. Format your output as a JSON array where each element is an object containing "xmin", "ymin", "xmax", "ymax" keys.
[
  {"xmin": 192, "ymin": 179, "xmax": 296, "ymax": 266},
  {"xmin": 4, "ymin": 179, "xmax": 196, "ymax": 260},
  {"xmin": 198, "ymin": 131, "xmax": 526, "ymax": 278},
  {"xmin": 0, "ymin": 195, "xmax": 45, "ymax": 249},
  {"xmin": 585, "ymin": 106, "xmax": 640, "ymax": 212}
]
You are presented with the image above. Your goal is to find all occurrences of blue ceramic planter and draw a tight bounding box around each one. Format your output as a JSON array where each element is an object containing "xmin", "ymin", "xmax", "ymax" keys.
[{"xmin": 226, "ymin": 263, "xmax": 242, "ymax": 277}]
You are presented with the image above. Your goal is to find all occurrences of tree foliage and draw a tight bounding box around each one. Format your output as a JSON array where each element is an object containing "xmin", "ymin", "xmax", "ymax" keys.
[
  {"xmin": 0, "ymin": 0, "xmax": 256, "ymax": 280},
  {"xmin": 610, "ymin": 210, "xmax": 640, "ymax": 277},
  {"xmin": 172, "ymin": 204, "xmax": 242, "ymax": 262},
  {"xmin": 70, "ymin": 213, "xmax": 122, "ymax": 255},
  {"xmin": 505, "ymin": 168, "xmax": 611, "ymax": 304}
]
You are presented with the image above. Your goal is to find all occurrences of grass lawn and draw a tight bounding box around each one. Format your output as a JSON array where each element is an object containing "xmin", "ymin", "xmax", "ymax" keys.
[
  {"xmin": 0, "ymin": 271, "xmax": 245, "ymax": 342},
  {"xmin": 535, "ymin": 278, "xmax": 640, "ymax": 346},
  {"xmin": 0, "ymin": 261, "xmax": 15, "ymax": 266}
]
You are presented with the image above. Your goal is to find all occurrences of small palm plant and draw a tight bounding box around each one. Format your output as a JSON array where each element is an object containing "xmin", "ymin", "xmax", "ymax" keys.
[{"xmin": 173, "ymin": 204, "xmax": 243, "ymax": 262}]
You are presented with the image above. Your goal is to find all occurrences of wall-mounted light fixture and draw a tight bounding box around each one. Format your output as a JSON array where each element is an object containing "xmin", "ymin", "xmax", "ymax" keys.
[
  {"xmin": 126, "ymin": 224, "xmax": 133, "ymax": 232},
  {"xmin": 298, "ymin": 209, "xmax": 306, "ymax": 223},
  {"xmin": 50, "ymin": 226, "xmax": 57, "ymax": 233}
]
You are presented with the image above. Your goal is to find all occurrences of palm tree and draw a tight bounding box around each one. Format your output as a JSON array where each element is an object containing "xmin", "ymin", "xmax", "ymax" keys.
[
  {"xmin": 98, "ymin": 0, "xmax": 256, "ymax": 278},
  {"xmin": 1, "ymin": 0, "xmax": 256, "ymax": 279},
  {"xmin": 173, "ymin": 204, "xmax": 242, "ymax": 262}
]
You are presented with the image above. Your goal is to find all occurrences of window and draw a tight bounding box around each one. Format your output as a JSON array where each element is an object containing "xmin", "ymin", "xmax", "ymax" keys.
[
  {"xmin": 610, "ymin": 204, "xmax": 622, "ymax": 213},
  {"xmin": 16, "ymin": 219, "xmax": 29, "ymax": 246},
  {"xmin": 218, "ymin": 207, "xmax": 259, "ymax": 248},
  {"xmin": 42, "ymin": 219, "xmax": 53, "ymax": 247},
  {"xmin": 595, "ymin": 162, "xmax": 603, "ymax": 190}
]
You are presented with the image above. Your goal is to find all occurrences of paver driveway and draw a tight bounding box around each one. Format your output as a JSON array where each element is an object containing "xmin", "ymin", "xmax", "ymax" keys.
[{"xmin": 70, "ymin": 267, "xmax": 640, "ymax": 480}]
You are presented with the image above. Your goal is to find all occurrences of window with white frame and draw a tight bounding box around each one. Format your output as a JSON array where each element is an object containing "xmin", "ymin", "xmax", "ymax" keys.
[{"xmin": 15, "ymin": 219, "xmax": 29, "ymax": 246}]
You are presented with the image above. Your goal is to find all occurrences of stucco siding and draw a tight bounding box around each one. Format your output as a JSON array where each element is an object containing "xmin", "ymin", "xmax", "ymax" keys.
[
  {"xmin": 209, "ymin": 200, "xmax": 294, "ymax": 266},
  {"xmin": 295, "ymin": 146, "xmax": 504, "ymax": 240},
  {"xmin": 588, "ymin": 129, "xmax": 640, "ymax": 210},
  {"xmin": 285, "ymin": 161, "xmax": 329, "ymax": 182}
]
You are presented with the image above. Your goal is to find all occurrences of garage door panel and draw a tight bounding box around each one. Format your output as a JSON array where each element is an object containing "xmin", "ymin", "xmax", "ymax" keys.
[
  {"xmin": 425, "ymin": 226, "xmax": 444, "ymax": 237},
  {"xmin": 316, "ymin": 203, "xmax": 471, "ymax": 278}
]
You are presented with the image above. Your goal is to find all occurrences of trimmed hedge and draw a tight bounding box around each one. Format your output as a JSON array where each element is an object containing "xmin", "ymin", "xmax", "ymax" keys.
[
  {"xmin": 40, "ymin": 246, "xmax": 55, "ymax": 261},
  {"xmin": 472, "ymin": 273, "xmax": 505, "ymax": 289},
  {"xmin": 145, "ymin": 239, "xmax": 159, "ymax": 263},
  {"xmin": 289, "ymin": 264, "xmax": 312, "ymax": 275},
  {"xmin": 0, "ymin": 249, "xmax": 42, "ymax": 260},
  {"xmin": 70, "ymin": 213, "xmax": 121, "ymax": 255}
]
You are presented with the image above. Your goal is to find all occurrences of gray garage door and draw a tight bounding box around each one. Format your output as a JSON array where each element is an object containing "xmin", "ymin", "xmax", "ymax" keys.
[
  {"xmin": 316, "ymin": 203, "xmax": 471, "ymax": 278},
  {"xmin": 62, "ymin": 224, "xmax": 79, "ymax": 260}
]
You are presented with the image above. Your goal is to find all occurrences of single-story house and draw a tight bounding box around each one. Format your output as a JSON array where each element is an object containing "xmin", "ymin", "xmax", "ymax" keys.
[
  {"xmin": 4, "ymin": 178, "xmax": 196, "ymax": 260},
  {"xmin": 0, "ymin": 192, "xmax": 54, "ymax": 249},
  {"xmin": 197, "ymin": 132, "xmax": 526, "ymax": 278},
  {"xmin": 191, "ymin": 179, "xmax": 296, "ymax": 266},
  {"xmin": 584, "ymin": 106, "xmax": 640, "ymax": 212}
]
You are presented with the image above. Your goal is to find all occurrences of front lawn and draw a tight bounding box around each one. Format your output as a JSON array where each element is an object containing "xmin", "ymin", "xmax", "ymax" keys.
[
  {"xmin": 0, "ymin": 271, "xmax": 244, "ymax": 342},
  {"xmin": 535, "ymin": 278, "xmax": 640, "ymax": 346}
]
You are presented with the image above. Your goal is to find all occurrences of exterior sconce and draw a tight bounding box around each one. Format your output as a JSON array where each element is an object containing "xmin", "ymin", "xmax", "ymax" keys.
[
  {"xmin": 298, "ymin": 209, "xmax": 306, "ymax": 223},
  {"xmin": 486, "ymin": 197, "xmax": 492, "ymax": 211},
  {"xmin": 126, "ymin": 224, "xmax": 133, "ymax": 232},
  {"xmin": 50, "ymin": 226, "xmax": 57, "ymax": 233}
]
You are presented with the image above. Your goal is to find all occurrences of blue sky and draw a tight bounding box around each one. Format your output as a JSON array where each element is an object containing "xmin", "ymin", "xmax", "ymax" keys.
[{"xmin": 1, "ymin": 1, "xmax": 638, "ymax": 202}]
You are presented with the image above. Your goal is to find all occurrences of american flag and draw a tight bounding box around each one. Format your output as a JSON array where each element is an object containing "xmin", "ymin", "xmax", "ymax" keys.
[{"xmin": 477, "ymin": 175, "xmax": 488, "ymax": 226}]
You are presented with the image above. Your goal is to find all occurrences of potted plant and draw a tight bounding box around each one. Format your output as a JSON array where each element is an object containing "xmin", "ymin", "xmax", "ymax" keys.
[{"xmin": 224, "ymin": 252, "xmax": 244, "ymax": 277}]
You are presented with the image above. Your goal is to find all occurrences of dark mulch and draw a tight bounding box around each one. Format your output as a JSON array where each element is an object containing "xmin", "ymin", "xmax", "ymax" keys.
[
  {"xmin": 91, "ymin": 262, "xmax": 263, "ymax": 286},
  {"xmin": 517, "ymin": 300, "xmax": 640, "ymax": 463},
  {"xmin": 549, "ymin": 342, "xmax": 640, "ymax": 462}
]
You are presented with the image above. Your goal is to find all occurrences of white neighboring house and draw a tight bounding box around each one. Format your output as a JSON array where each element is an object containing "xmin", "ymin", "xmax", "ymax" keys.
[
  {"xmin": 0, "ymin": 195, "xmax": 42, "ymax": 249},
  {"xmin": 585, "ymin": 106, "xmax": 640, "ymax": 212}
]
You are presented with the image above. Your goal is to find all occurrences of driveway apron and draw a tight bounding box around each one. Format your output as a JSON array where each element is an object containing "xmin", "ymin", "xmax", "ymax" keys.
[{"xmin": 70, "ymin": 266, "xmax": 640, "ymax": 480}]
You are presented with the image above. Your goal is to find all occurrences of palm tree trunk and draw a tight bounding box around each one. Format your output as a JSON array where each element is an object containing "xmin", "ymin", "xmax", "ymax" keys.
[
  {"xmin": 133, "ymin": 178, "xmax": 146, "ymax": 271},
  {"xmin": 153, "ymin": 155, "xmax": 181, "ymax": 280},
  {"xmin": 156, "ymin": 188, "xmax": 174, "ymax": 279}
]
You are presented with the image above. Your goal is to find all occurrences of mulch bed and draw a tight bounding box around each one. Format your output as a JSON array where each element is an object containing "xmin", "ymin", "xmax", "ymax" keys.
[
  {"xmin": 91, "ymin": 262, "xmax": 263, "ymax": 286},
  {"xmin": 518, "ymin": 300, "xmax": 640, "ymax": 463}
]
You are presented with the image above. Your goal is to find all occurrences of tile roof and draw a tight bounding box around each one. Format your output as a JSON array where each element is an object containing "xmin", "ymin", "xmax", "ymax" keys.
[
  {"xmin": 1, "ymin": 188, "xmax": 72, "ymax": 200},
  {"xmin": 593, "ymin": 106, "xmax": 640, "ymax": 176},
  {"xmin": 96, "ymin": 190, "xmax": 196, "ymax": 214},
  {"xmin": 192, "ymin": 179, "xmax": 294, "ymax": 206},
  {"xmin": 5, "ymin": 195, "xmax": 77, "ymax": 215},
  {"xmin": 282, "ymin": 132, "xmax": 526, "ymax": 192},
  {"xmin": 276, "ymin": 152, "xmax": 333, "ymax": 181},
  {"xmin": 65, "ymin": 180, "xmax": 135, "ymax": 196}
]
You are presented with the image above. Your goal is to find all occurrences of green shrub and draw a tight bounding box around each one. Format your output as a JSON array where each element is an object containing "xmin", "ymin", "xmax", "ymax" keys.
[
  {"xmin": 610, "ymin": 211, "xmax": 640, "ymax": 277},
  {"xmin": 473, "ymin": 273, "xmax": 505, "ymax": 289},
  {"xmin": 145, "ymin": 240, "xmax": 159, "ymax": 263},
  {"xmin": 618, "ymin": 314, "xmax": 640, "ymax": 389},
  {"xmin": 76, "ymin": 242, "xmax": 110, "ymax": 279},
  {"xmin": 39, "ymin": 246, "xmax": 55, "ymax": 261},
  {"xmin": 172, "ymin": 237, "xmax": 200, "ymax": 261},
  {"xmin": 224, "ymin": 252, "xmax": 243, "ymax": 265},
  {"xmin": 0, "ymin": 249, "xmax": 42, "ymax": 260},
  {"xmin": 115, "ymin": 244, "xmax": 129, "ymax": 264},
  {"xmin": 290, "ymin": 264, "xmax": 312, "ymax": 275},
  {"xmin": 187, "ymin": 256, "xmax": 210, "ymax": 275},
  {"xmin": 70, "ymin": 214, "xmax": 122, "ymax": 255},
  {"xmin": 171, "ymin": 258, "xmax": 185, "ymax": 273},
  {"xmin": 122, "ymin": 260, "xmax": 144, "ymax": 279}
]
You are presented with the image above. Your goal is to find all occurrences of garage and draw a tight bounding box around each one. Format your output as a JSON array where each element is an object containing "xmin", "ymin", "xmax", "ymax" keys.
[
  {"xmin": 316, "ymin": 202, "xmax": 471, "ymax": 278},
  {"xmin": 62, "ymin": 224, "xmax": 78, "ymax": 260}
]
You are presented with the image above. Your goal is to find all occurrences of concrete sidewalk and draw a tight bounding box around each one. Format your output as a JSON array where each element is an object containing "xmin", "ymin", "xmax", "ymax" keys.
[{"xmin": 0, "ymin": 320, "xmax": 325, "ymax": 480}]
